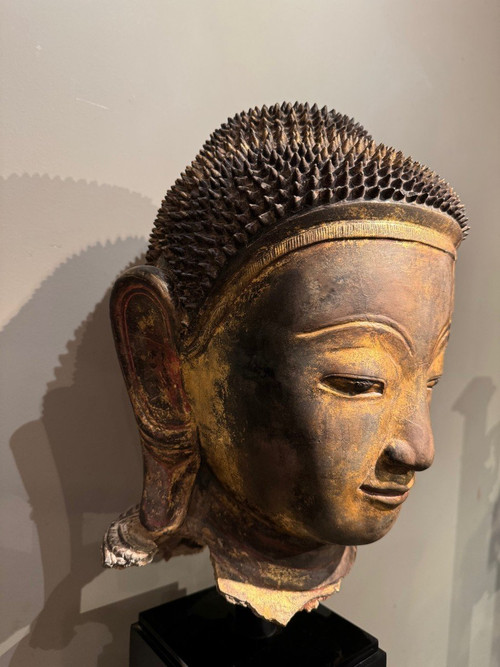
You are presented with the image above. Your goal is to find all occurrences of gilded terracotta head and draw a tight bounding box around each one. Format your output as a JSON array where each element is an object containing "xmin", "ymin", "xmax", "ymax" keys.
[{"xmin": 102, "ymin": 103, "xmax": 467, "ymax": 624}]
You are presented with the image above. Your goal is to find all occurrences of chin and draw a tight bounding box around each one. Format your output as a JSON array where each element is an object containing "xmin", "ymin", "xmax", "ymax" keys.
[
  {"xmin": 311, "ymin": 512, "xmax": 401, "ymax": 546},
  {"xmin": 353, "ymin": 515, "xmax": 401, "ymax": 545}
]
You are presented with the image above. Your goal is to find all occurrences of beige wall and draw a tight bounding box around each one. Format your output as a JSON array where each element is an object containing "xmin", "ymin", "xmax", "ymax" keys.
[{"xmin": 1, "ymin": 1, "xmax": 499, "ymax": 665}]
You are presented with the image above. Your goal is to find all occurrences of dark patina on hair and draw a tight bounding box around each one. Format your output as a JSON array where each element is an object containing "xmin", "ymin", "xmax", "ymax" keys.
[{"xmin": 146, "ymin": 102, "xmax": 468, "ymax": 329}]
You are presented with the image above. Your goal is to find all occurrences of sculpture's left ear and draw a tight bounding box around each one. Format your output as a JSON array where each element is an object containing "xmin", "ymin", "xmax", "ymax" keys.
[{"xmin": 109, "ymin": 265, "xmax": 199, "ymax": 534}]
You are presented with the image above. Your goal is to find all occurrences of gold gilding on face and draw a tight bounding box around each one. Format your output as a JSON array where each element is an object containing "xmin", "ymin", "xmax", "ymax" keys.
[{"xmin": 183, "ymin": 236, "xmax": 455, "ymax": 546}]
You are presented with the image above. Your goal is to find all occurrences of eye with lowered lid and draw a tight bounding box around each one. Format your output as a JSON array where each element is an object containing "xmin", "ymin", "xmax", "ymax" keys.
[
  {"xmin": 427, "ymin": 376, "xmax": 441, "ymax": 390},
  {"xmin": 320, "ymin": 374, "xmax": 385, "ymax": 397}
]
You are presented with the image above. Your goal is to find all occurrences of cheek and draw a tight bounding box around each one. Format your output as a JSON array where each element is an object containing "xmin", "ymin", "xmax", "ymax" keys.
[
  {"xmin": 225, "ymin": 353, "xmax": 389, "ymax": 482},
  {"xmin": 234, "ymin": 377, "xmax": 388, "ymax": 501},
  {"xmin": 299, "ymin": 391, "xmax": 386, "ymax": 487},
  {"xmin": 223, "ymin": 372, "xmax": 305, "ymax": 491}
]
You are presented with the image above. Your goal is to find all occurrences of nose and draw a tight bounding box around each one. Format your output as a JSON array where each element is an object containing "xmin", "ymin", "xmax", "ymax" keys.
[{"xmin": 383, "ymin": 400, "xmax": 435, "ymax": 472}]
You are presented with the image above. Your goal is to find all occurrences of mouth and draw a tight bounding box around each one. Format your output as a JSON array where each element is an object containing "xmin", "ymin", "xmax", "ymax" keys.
[{"xmin": 359, "ymin": 484, "xmax": 410, "ymax": 507}]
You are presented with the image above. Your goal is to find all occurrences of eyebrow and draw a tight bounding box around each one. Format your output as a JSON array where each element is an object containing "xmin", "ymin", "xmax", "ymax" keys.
[
  {"xmin": 294, "ymin": 316, "xmax": 415, "ymax": 355},
  {"xmin": 432, "ymin": 322, "xmax": 451, "ymax": 356}
]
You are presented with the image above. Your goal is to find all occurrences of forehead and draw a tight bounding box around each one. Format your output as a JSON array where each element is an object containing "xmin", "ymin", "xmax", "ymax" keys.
[{"xmin": 229, "ymin": 239, "xmax": 455, "ymax": 351}]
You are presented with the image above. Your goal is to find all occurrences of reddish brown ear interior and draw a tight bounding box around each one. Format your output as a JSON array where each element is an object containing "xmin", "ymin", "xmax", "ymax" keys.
[{"xmin": 110, "ymin": 265, "xmax": 199, "ymax": 532}]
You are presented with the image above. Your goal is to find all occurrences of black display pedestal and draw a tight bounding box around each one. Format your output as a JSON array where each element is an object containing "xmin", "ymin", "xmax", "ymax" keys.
[{"xmin": 130, "ymin": 586, "xmax": 386, "ymax": 666}]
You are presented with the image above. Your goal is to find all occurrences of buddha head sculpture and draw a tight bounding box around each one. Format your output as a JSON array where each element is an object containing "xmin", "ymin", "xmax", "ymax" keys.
[{"xmin": 102, "ymin": 103, "xmax": 467, "ymax": 625}]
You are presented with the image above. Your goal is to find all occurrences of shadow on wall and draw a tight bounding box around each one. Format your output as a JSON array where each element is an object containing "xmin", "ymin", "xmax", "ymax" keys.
[
  {"xmin": 0, "ymin": 175, "xmax": 190, "ymax": 665},
  {"xmin": 447, "ymin": 377, "xmax": 500, "ymax": 667}
]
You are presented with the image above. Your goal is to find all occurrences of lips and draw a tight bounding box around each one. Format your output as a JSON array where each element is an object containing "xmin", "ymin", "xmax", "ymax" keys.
[{"xmin": 359, "ymin": 483, "xmax": 410, "ymax": 507}]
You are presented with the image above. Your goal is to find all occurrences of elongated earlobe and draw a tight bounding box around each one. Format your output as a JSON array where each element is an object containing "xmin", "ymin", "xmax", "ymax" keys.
[{"xmin": 110, "ymin": 265, "xmax": 199, "ymax": 533}]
